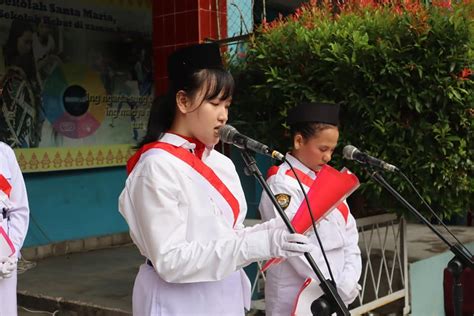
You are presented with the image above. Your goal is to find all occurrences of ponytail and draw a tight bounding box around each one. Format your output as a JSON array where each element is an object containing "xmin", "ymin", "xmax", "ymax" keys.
[{"xmin": 137, "ymin": 91, "xmax": 176, "ymax": 148}]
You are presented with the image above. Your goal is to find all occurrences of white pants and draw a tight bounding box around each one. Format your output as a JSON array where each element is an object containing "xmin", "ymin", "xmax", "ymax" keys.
[
  {"xmin": 0, "ymin": 269, "xmax": 17, "ymax": 316},
  {"xmin": 132, "ymin": 264, "xmax": 247, "ymax": 316}
]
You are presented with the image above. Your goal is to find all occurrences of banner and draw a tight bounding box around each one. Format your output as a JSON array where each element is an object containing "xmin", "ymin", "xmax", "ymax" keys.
[{"xmin": 0, "ymin": 0, "xmax": 153, "ymax": 172}]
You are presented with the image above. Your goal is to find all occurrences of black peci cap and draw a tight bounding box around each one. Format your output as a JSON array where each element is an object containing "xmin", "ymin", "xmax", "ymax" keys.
[
  {"xmin": 287, "ymin": 102, "xmax": 340, "ymax": 126},
  {"xmin": 167, "ymin": 43, "xmax": 223, "ymax": 84}
]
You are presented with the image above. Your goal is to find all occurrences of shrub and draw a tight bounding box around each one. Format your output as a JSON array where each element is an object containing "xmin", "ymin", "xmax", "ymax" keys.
[{"xmin": 230, "ymin": 0, "xmax": 473, "ymax": 219}]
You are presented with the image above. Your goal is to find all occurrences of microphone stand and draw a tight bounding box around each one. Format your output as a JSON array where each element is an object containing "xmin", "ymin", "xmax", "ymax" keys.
[
  {"xmin": 367, "ymin": 169, "xmax": 473, "ymax": 316},
  {"xmin": 239, "ymin": 149, "xmax": 350, "ymax": 316}
]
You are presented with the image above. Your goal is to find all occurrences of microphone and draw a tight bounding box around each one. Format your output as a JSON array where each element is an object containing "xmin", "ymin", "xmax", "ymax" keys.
[
  {"xmin": 343, "ymin": 145, "xmax": 398, "ymax": 172},
  {"xmin": 219, "ymin": 125, "xmax": 285, "ymax": 161}
]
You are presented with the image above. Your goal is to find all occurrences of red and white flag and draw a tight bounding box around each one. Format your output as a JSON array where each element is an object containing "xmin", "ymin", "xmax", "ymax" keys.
[{"xmin": 262, "ymin": 165, "xmax": 360, "ymax": 271}]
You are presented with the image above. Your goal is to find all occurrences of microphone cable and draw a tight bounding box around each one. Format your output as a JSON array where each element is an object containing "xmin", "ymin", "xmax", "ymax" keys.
[
  {"xmin": 396, "ymin": 169, "xmax": 473, "ymax": 257},
  {"xmin": 345, "ymin": 145, "xmax": 471, "ymax": 257},
  {"xmin": 285, "ymin": 159, "xmax": 337, "ymax": 286}
]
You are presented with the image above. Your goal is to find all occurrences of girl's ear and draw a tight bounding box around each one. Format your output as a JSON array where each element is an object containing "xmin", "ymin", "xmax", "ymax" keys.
[
  {"xmin": 176, "ymin": 90, "xmax": 190, "ymax": 114},
  {"xmin": 294, "ymin": 133, "xmax": 304, "ymax": 150}
]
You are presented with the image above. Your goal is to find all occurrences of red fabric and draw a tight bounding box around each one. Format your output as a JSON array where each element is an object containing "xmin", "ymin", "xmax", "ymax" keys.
[
  {"xmin": 266, "ymin": 165, "xmax": 280, "ymax": 179},
  {"xmin": 285, "ymin": 169, "xmax": 315, "ymax": 188},
  {"xmin": 0, "ymin": 226, "xmax": 15, "ymax": 256},
  {"xmin": 264, "ymin": 165, "xmax": 351, "ymax": 223},
  {"xmin": 261, "ymin": 165, "xmax": 359, "ymax": 272},
  {"xmin": 0, "ymin": 174, "xmax": 11, "ymax": 197},
  {"xmin": 266, "ymin": 165, "xmax": 315, "ymax": 188},
  {"xmin": 444, "ymin": 260, "xmax": 474, "ymax": 316},
  {"xmin": 291, "ymin": 278, "xmax": 313, "ymax": 316},
  {"xmin": 291, "ymin": 165, "xmax": 359, "ymax": 234},
  {"xmin": 126, "ymin": 141, "xmax": 240, "ymax": 227},
  {"xmin": 167, "ymin": 132, "xmax": 206, "ymax": 160},
  {"xmin": 336, "ymin": 202, "xmax": 349, "ymax": 223}
]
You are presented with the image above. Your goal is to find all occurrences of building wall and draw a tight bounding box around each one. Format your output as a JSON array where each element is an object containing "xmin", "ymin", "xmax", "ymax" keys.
[
  {"xmin": 23, "ymin": 0, "xmax": 264, "ymax": 248},
  {"xmin": 23, "ymin": 167, "xmax": 128, "ymax": 247},
  {"xmin": 23, "ymin": 152, "xmax": 270, "ymax": 248}
]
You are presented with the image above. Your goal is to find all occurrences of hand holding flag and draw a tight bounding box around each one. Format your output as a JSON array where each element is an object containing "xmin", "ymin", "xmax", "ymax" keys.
[{"xmin": 262, "ymin": 165, "xmax": 360, "ymax": 271}]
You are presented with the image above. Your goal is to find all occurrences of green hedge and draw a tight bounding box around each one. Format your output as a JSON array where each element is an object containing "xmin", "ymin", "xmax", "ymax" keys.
[{"xmin": 230, "ymin": 0, "xmax": 473, "ymax": 219}]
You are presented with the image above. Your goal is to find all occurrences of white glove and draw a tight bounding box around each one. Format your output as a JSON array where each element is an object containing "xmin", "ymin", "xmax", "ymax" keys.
[
  {"xmin": 268, "ymin": 228, "xmax": 315, "ymax": 258},
  {"xmin": 238, "ymin": 227, "xmax": 315, "ymax": 267},
  {"xmin": 0, "ymin": 256, "xmax": 17, "ymax": 279}
]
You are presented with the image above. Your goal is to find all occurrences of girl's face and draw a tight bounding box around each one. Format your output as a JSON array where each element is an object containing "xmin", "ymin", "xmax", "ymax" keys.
[
  {"xmin": 180, "ymin": 89, "xmax": 231, "ymax": 146},
  {"xmin": 17, "ymin": 31, "xmax": 33, "ymax": 56},
  {"xmin": 292, "ymin": 126, "xmax": 339, "ymax": 172}
]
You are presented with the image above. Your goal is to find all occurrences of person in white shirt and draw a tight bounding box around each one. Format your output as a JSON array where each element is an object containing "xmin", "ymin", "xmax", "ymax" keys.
[
  {"xmin": 258, "ymin": 102, "xmax": 362, "ymax": 315},
  {"xmin": 118, "ymin": 43, "xmax": 315, "ymax": 316},
  {"xmin": 0, "ymin": 142, "xmax": 30, "ymax": 316}
]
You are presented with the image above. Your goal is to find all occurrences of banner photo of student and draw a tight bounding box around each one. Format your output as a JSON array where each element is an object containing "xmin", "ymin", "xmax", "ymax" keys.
[{"xmin": 0, "ymin": 0, "xmax": 154, "ymax": 172}]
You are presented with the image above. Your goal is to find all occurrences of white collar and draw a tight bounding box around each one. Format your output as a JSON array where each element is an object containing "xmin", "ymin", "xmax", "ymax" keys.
[
  {"xmin": 159, "ymin": 133, "xmax": 213, "ymax": 158},
  {"xmin": 160, "ymin": 133, "xmax": 193, "ymax": 149}
]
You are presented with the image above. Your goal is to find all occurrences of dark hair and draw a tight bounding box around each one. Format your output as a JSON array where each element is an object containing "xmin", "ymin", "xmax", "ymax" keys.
[
  {"xmin": 138, "ymin": 67, "xmax": 234, "ymax": 147},
  {"xmin": 3, "ymin": 19, "xmax": 36, "ymax": 79},
  {"xmin": 290, "ymin": 122, "xmax": 338, "ymax": 140}
]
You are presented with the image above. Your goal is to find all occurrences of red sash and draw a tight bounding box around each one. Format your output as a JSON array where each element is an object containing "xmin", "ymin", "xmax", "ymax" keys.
[
  {"xmin": 127, "ymin": 142, "xmax": 240, "ymax": 226},
  {"xmin": 0, "ymin": 174, "xmax": 12, "ymax": 197},
  {"xmin": 267, "ymin": 165, "xmax": 316, "ymax": 188}
]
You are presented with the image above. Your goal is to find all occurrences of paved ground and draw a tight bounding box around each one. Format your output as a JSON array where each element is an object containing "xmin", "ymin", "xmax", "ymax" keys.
[
  {"xmin": 17, "ymin": 244, "xmax": 140, "ymax": 315},
  {"xmin": 16, "ymin": 222, "xmax": 474, "ymax": 315}
]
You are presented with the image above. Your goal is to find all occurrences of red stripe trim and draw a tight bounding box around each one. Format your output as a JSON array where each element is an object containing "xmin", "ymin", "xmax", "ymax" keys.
[
  {"xmin": 285, "ymin": 169, "xmax": 314, "ymax": 188},
  {"xmin": 0, "ymin": 175, "xmax": 11, "ymax": 197},
  {"xmin": 127, "ymin": 141, "xmax": 240, "ymax": 227},
  {"xmin": 336, "ymin": 202, "xmax": 349, "ymax": 223},
  {"xmin": 0, "ymin": 226, "xmax": 15, "ymax": 256},
  {"xmin": 260, "ymin": 257, "xmax": 284, "ymax": 272},
  {"xmin": 291, "ymin": 278, "xmax": 313, "ymax": 316}
]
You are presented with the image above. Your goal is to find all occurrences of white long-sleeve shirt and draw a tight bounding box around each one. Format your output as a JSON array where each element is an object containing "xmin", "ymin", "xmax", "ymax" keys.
[
  {"xmin": 0, "ymin": 142, "xmax": 29, "ymax": 257},
  {"xmin": 119, "ymin": 133, "xmax": 280, "ymax": 315},
  {"xmin": 0, "ymin": 142, "xmax": 30, "ymax": 316},
  {"xmin": 258, "ymin": 153, "xmax": 361, "ymax": 316}
]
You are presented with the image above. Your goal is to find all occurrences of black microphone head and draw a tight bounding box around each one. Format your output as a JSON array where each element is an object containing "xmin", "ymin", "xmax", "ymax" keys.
[
  {"xmin": 218, "ymin": 125, "xmax": 238, "ymax": 144},
  {"xmin": 343, "ymin": 145, "xmax": 359, "ymax": 160}
]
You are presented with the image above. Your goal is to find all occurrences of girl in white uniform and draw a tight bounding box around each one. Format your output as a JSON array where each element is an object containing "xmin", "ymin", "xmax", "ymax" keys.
[
  {"xmin": 0, "ymin": 142, "xmax": 30, "ymax": 316},
  {"xmin": 258, "ymin": 102, "xmax": 362, "ymax": 315},
  {"xmin": 118, "ymin": 43, "xmax": 315, "ymax": 316}
]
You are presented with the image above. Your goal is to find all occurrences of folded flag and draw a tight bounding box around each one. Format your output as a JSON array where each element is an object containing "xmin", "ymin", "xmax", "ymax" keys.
[{"xmin": 262, "ymin": 165, "xmax": 360, "ymax": 272}]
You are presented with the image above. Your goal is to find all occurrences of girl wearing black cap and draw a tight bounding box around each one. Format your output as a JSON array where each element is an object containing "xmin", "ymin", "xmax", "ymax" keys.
[
  {"xmin": 258, "ymin": 102, "xmax": 362, "ymax": 315},
  {"xmin": 118, "ymin": 43, "xmax": 315, "ymax": 316}
]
